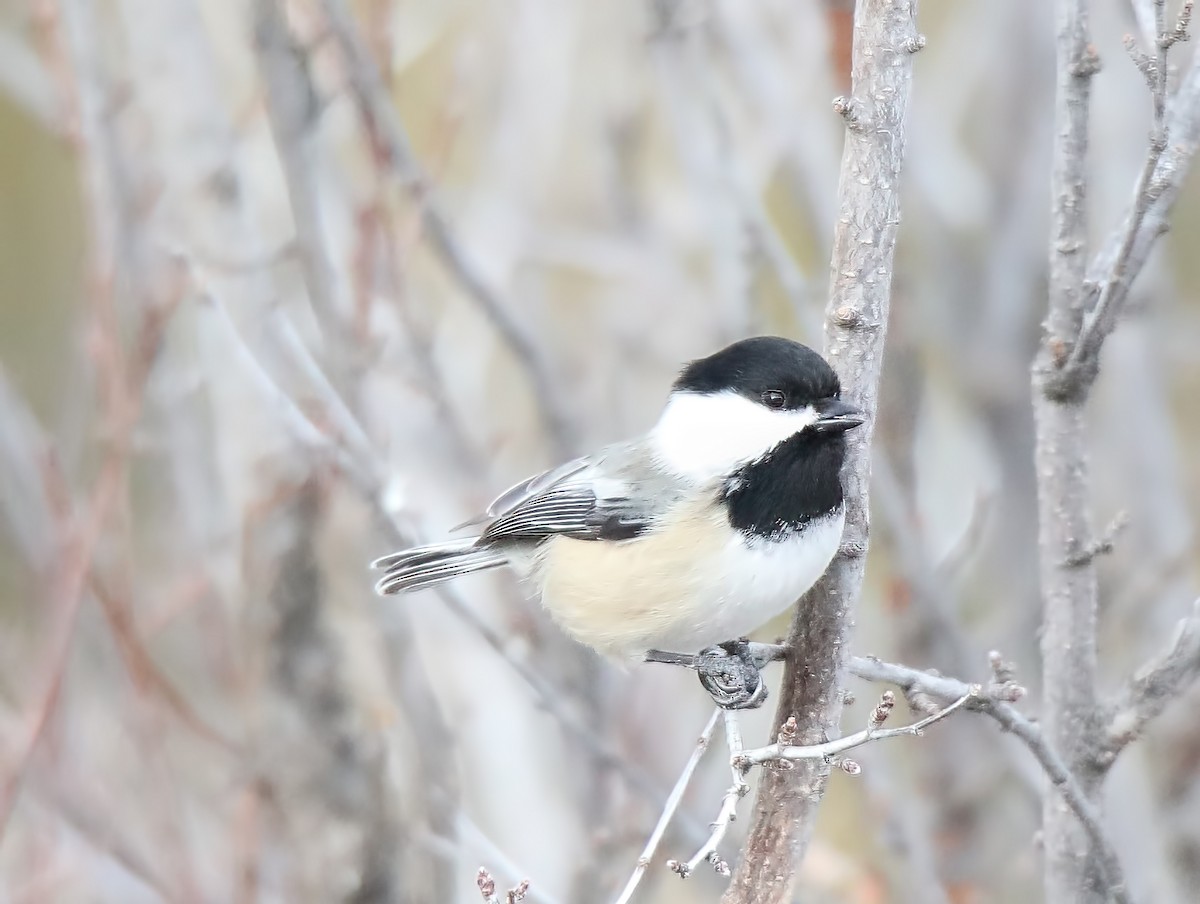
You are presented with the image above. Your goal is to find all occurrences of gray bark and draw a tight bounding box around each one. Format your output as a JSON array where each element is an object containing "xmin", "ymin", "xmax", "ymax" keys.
[
  {"xmin": 720, "ymin": 2, "xmax": 921, "ymax": 901},
  {"xmin": 1035, "ymin": 1, "xmax": 1106, "ymax": 899}
]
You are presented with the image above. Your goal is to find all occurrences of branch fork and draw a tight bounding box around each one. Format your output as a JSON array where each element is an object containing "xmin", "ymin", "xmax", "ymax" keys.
[{"xmin": 664, "ymin": 685, "xmax": 974, "ymax": 884}]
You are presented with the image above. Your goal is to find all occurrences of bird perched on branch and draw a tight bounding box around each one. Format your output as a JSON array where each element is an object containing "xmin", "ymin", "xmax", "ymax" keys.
[{"xmin": 373, "ymin": 336, "xmax": 862, "ymax": 708}]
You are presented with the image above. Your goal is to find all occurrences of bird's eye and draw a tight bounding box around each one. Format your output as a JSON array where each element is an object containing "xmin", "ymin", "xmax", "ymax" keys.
[{"xmin": 761, "ymin": 390, "xmax": 787, "ymax": 410}]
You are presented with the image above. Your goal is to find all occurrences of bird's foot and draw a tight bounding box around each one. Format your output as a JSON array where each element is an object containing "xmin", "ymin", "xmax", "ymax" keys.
[{"xmin": 645, "ymin": 639, "xmax": 786, "ymax": 710}]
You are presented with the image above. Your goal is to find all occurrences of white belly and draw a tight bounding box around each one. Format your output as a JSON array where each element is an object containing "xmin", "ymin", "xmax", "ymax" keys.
[{"xmin": 529, "ymin": 501, "xmax": 845, "ymax": 658}]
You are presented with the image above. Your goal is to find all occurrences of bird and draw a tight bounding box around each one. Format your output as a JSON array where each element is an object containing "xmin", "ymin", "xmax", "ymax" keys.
[{"xmin": 372, "ymin": 336, "xmax": 863, "ymax": 708}]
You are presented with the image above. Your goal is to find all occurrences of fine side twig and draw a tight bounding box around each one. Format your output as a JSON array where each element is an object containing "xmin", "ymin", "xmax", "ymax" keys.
[
  {"xmin": 667, "ymin": 689, "xmax": 970, "ymax": 885},
  {"xmin": 1051, "ymin": 0, "xmax": 1199, "ymax": 397},
  {"xmin": 1100, "ymin": 599, "xmax": 1200, "ymax": 763},
  {"xmin": 667, "ymin": 710, "xmax": 749, "ymax": 879},
  {"xmin": 722, "ymin": 4, "xmax": 922, "ymax": 902},
  {"xmin": 733, "ymin": 690, "xmax": 974, "ymax": 770},
  {"xmin": 253, "ymin": 0, "xmax": 357, "ymax": 396},
  {"xmin": 316, "ymin": 0, "xmax": 575, "ymax": 456},
  {"xmin": 0, "ymin": 293, "xmax": 181, "ymax": 838},
  {"xmin": 847, "ymin": 656, "xmax": 1132, "ymax": 904},
  {"xmin": 612, "ymin": 709, "xmax": 722, "ymax": 904}
]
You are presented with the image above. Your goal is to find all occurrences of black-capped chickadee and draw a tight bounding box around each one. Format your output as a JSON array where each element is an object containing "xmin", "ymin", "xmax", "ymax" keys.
[{"xmin": 373, "ymin": 337, "xmax": 863, "ymax": 707}]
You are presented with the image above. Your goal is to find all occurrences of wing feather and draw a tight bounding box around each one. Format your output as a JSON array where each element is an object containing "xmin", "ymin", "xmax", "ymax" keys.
[{"xmin": 457, "ymin": 445, "xmax": 670, "ymax": 546}]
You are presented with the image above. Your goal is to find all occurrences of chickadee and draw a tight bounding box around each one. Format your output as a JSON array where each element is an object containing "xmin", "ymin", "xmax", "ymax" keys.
[{"xmin": 373, "ymin": 337, "xmax": 863, "ymax": 707}]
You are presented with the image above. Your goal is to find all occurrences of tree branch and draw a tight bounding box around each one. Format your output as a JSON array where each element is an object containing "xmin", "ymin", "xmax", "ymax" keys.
[
  {"xmin": 1049, "ymin": 0, "xmax": 1200, "ymax": 398},
  {"xmin": 316, "ymin": 0, "xmax": 575, "ymax": 456},
  {"xmin": 253, "ymin": 0, "xmax": 357, "ymax": 396},
  {"xmin": 846, "ymin": 656, "xmax": 1133, "ymax": 904},
  {"xmin": 666, "ymin": 710, "xmax": 748, "ymax": 880},
  {"xmin": 1032, "ymin": 0, "xmax": 1110, "ymax": 899},
  {"xmin": 612, "ymin": 708, "xmax": 721, "ymax": 904},
  {"xmin": 731, "ymin": 689, "xmax": 973, "ymax": 770},
  {"xmin": 720, "ymin": 3, "xmax": 921, "ymax": 901},
  {"xmin": 1034, "ymin": 3, "xmax": 1198, "ymax": 902},
  {"xmin": 1101, "ymin": 599, "xmax": 1200, "ymax": 763}
]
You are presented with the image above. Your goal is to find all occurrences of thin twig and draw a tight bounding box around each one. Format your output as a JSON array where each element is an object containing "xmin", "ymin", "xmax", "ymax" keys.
[
  {"xmin": 734, "ymin": 691, "xmax": 974, "ymax": 770},
  {"xmin": 0, "ymin": 294, "xmax": 181, "ymax": 838},
  {"xmin": 666, "ymin": 687, "xmax": 971, "ymax": 886},
  {"xmin": 612, "ymin": 709, "xmax": 721, "ymax": 904},
  {"xmin": 847, "ymin": 656, "xmax": 1133, "ymax": 904},
  {"xmin": 317, "ymin": 0, "xmax": 575, "ymax": 455},
  {"xmin": 667, "ymin": 711, "xmax": 748, "ymax": 879},
  {"xmin": 253, "ymin": 0, "xmax": 357, "ymax": 395},
  {"xmin": 1101, "ymin": 598, "xmax": 1200, "ymax": 762},
  {"xmin": 1052, "ymin": 0, "xmax": 1198, "ymax": 396}
]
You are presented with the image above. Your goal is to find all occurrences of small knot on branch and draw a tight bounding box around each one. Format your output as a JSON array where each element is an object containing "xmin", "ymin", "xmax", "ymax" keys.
[
  {"xmin": 1070, "ymin": 43, "xmax": 1102, "ymax": 78},
  {"xmin": 666, "ymin": 859, "xmax": 690, "ymax": 878},
  {"xmin": 777, "ymin": 715, "xmax": 798, "ymax": 746},
  {"xmin": 869, "ymin": 690, "xmax": 896, "ymax": 730},
  {"xmin": 1062, "ymin": 510, "xmax": 1129, "ymax": 567},
  {"xmin": 836, "ymin": 757, "xmax": 862, "ymax": 776},
  {"xmin": 832, "ymin": 96, "xmax": 869, "ymax": 131},
  {"xmin": 831, "ymin": 305, "xmax": 866, "ymax": 329},
  {"xmin": 987, "ymin": 650, "xmax": 1027, "ymax": 703},
  {"xmin": 903, "ymin": 33, "xmax": 927, "ymax": 54}
]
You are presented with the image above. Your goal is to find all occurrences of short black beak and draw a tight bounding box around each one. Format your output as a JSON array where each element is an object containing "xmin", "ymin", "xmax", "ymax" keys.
[{"xmin": 813, "ymin": 398, "xmax": 865, "ymax": 434}]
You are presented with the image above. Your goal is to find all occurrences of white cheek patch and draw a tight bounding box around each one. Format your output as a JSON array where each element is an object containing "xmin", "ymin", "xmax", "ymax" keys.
[{"xmin": 650, "ymin": 391, "xmax": 819, "ymax": 482}]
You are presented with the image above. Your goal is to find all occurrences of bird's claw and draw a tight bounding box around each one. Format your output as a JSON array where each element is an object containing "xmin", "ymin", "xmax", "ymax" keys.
[{"xmin": 646, "ymin": 639, "xmax": 772, "ymax": 710}]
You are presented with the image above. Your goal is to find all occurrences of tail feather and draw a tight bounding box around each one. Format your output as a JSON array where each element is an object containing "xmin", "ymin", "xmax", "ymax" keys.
[{"xmin": 373, "ymin": 538, "xmax": 508, "ymax": 595}]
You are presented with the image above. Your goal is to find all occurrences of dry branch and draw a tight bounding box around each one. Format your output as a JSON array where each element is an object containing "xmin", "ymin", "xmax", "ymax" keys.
[
  {"xmin": 1034, "ymin": 2, "xmax": 1199, "ymax": 901},
  {"xmin": 1050, "ymin": 0, "xmax": 1200, "ymax": 398},
  {"xmin": 612, "ymin": 708, "xmax": 721, "ymax": 904},
  {"xmin": 847, "ymin": 656, "xmax": 1132, "ymax": 904},
  {"xmin": 721, "ymin": 3, "xmax": 922, "ymax": 901},
  {"xmin": 317, "ymin": 0, "xmax": 575, "ymax": 455},
  {"xmin": 1101, "ymin": 599, "xmax": 1200, "ymax": 763}
]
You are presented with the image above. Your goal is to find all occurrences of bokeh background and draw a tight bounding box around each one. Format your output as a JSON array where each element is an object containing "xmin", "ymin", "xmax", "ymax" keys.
[{"xmin": 1, "ymin": 1, "xmax": 1198, "ymax": 902}]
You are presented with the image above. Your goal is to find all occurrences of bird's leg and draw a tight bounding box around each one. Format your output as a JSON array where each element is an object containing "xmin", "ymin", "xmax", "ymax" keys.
[{"xmin": 644, "ymin": 640, "xmax": 789, "ymax": 710}]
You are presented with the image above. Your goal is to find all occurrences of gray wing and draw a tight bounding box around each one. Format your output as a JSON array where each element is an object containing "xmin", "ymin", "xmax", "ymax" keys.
[
  {"xmin": 485, "ymin": 456, "xmax": 592, "ymax": 518},
  {"xmin": 474, "ymin": 446, "xmax": 668, "ymax": 545}
]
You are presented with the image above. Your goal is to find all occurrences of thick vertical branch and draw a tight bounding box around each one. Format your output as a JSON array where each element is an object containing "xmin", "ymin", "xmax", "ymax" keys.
[
  {"xmin": 1035, "ymin": 4, "xmax": 1200, "ymax": 901},
  {"xmin": 1034, "ymin": 2, "xmax": 1104, "ymax": 900},
  {"xmin": 721, "ymin": 3, "xmax": 921, "ymax": 902}
]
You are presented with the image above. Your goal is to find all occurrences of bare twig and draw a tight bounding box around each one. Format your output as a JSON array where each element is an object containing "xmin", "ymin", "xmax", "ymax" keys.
[
  {"xmin": 667, "ymin": 687, "xmax": 971, "ymax": 886},
  {"xmin": 0, "ymin": 293, "xmax": 180, "ymax": 838},
  {"xmin": 847, "ymin": 656, "xmax": 1132, "ymax": 904},
  {"xmin": 613, "ymin": 709, "xmax": 721, "ymax": 904},
  {"xmin": 1063, "ymin": 510, "xmax": 1130, "ymax": 567},
  {"xmin": 733, "ymin": 690, "xmax": 973, "ymax": 771},
  {"xmin": 316, "ymin": 0, "xmax": 575, "ymax": 455},
  {"xmin": 667, "ymin": 711, "xmax": 748, "ymax": 879},
  {"xmin": 1050, "ymin": 1, "xmax": 1199, "ymax": 397},
  {"xmin": 722, "ymin": 4, "xmax": 921, "ymax": 901},
  {"xmin": 1101, "ymin": 599, "xmax": 1200, "ymax": 762},
  {"xmin": 253, "ymin": 0, "xmax": 357, "ymax": 394}
]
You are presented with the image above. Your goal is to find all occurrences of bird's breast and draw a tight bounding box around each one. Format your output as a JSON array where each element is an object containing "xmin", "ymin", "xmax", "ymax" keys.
[{"xmin": 530, "ymin": 498, "xmax": 845, "ymax": 658}]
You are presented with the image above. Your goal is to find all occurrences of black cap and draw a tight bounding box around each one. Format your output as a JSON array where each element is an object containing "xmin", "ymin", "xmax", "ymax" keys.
[{"xmin": 674, "ymin": 336, "xmax": 842, "ymax": 410}]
